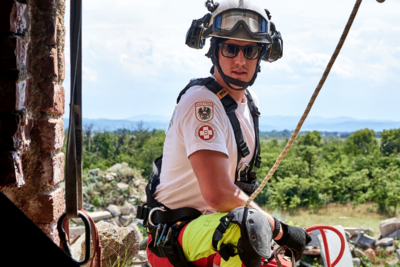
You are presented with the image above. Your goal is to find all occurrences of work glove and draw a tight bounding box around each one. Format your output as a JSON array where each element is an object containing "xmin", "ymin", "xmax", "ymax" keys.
[
  {"xmin": 236, "ymin": 180, "xmax": 259, "ymax": 196},
  {"xmin": 275, "ymin": 222, "xmax": 312, "ymax": 261}
]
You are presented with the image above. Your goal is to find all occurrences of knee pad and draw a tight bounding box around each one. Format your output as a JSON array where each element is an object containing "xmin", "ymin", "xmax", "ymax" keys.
[{"xmin": 212, "ymin": 207, "xmax": 273, "ymax": 267}]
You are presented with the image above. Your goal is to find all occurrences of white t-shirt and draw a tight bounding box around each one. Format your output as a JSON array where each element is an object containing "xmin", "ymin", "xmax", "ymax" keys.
[{"xmin": 154, "ymin": 80, "xmax": 259, "ymax": 214}]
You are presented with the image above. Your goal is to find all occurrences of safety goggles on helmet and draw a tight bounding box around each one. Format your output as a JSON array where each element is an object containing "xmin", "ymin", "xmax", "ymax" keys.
[
  {"xmin": 219, "ymin": 43, "xmax": 263, "ymax": 60},
  {"xmin": 215, "ymin": 9, "xmax": 268, "ymax": 34},
  {"xmin": 206, "ymin": 8, "xmax": 269, "ymax": 41}
]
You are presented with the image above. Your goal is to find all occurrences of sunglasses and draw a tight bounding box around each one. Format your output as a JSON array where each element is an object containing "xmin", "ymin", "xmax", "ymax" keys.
[{"xmin": 219, "ymin": 43, "xmax": 263, "ymax": 60}]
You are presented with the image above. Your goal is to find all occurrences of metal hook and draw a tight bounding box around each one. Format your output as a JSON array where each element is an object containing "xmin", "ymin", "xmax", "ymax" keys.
[{"xmin": 57, "ymin": 211, "xmax": 91, "ymax": 265}]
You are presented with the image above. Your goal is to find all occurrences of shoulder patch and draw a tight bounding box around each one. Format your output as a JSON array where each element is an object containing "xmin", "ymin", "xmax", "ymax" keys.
[
  {"xmin": 195, "ymin": 102, "xmax": 213, "ymax": 122},
  {"xmin": 196, "ymin": 123, "xmax": 217, "ymax": 142}
]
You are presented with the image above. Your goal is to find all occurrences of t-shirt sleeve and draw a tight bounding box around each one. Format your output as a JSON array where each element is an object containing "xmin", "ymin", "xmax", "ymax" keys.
[{"xmin": 177, "ymin": 87, "xmax": 229, "ymax": 158}]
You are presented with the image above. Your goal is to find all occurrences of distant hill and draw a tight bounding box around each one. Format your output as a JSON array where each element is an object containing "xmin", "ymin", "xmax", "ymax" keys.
[{"xmin": 63, "ymin": 115, "xmax": 400, "ymax": 132}]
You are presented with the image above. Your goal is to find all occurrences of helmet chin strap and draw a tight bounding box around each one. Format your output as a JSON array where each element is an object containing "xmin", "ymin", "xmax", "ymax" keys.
[{"xmin": 206, "ymin": 38, "xmax": 265, "ymax": 91}]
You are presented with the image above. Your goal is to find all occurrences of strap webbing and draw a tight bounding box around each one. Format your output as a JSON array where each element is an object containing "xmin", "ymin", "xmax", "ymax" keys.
[{"xmin": 66, "ymin": 0, "xmax": 83, "ymax": 218}]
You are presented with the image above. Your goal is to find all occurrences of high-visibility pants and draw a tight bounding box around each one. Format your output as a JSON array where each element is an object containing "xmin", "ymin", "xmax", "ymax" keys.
[{"xmin": 147, "ymin": 212, "xmax": 291, "ymax": 267}]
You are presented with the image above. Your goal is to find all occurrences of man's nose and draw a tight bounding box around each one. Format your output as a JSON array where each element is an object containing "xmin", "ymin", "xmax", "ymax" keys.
[{"xmin": 234, "ymin": 49, "xmax": 246, "ymax": 65}]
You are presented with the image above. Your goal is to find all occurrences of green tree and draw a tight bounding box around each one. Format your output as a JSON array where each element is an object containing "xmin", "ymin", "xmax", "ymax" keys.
[
  {"xmin": 344, "ymin": 129, "xmax": 379, "ymax": 156},
  {"xmin": 381, "ymin": 128, "xmax": 400, "ymax": 155},
  {"xmin": 295, "ymin": 131, "xmax": 323, "ymax": 176}
]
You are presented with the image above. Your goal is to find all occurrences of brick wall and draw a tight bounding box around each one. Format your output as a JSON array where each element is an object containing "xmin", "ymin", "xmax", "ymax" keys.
[{"xmin": 0, "ymin": 0, "xmax": 66, "ymax": 244}]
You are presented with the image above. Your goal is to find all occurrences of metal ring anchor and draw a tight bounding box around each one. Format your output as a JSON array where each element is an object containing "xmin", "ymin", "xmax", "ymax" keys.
[
  {"xmin": 57, "ymin": 211, "xmax": 91, "ymax": 265},
  {"xmin": 148, "ymin": 207, "xmax": 165, "ymax": 226}
]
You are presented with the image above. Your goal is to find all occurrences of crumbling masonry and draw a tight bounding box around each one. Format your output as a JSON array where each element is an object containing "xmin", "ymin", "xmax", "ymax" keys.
[{"xmin": 0, "ymin": 0, "xmax": 66, "ymax": 244}]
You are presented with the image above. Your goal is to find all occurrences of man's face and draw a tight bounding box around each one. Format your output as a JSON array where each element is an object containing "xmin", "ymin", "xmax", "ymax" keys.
[{"xmin": 218, "ymin": 39, "xmax": 259, "ymax": 83}]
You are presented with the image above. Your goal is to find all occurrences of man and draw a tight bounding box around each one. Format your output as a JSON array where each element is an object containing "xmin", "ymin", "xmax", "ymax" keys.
[{"xmin": 138, "ymin": 1, "xmax": 311, "ymax": 266}]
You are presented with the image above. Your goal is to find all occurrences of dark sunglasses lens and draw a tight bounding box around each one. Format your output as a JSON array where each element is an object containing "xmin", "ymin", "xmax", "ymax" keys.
[
  {"xmin": 244, "ymin": 46, "xmax": 260, "ymax": 59},
  {"xmin": 222, "ymin": 44, "xmax": 237, "ymax": 58}
]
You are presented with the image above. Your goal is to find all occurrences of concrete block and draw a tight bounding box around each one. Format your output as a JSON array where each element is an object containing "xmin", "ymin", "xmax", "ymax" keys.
[{"xmin": 73, "ymin": 211, "xmax": 113, "ymax": 224}]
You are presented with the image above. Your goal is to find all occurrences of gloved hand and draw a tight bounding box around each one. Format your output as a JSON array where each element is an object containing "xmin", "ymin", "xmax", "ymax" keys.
[
  {"xmin": 236, "ymin": 180, "xmax": 259, "ymax": 196},
  {"xmin": 275, "ymin": 222, "xmax": 312, "ymax": 261}
]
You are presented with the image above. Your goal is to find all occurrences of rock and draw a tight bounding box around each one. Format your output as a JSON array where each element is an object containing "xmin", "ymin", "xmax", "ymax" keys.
[
  {"xmin": 353, "ymin": 248, "xmax": 366, "ymax": 258},
  {"xmin": 107, "ymin": 204, "xmax": 121, "ymax": 217},
  {"xmin": 132, "ymin": 250, "xmax": 148, "ymax": 266},
  {"xmin": 380, "ymin": 218, "xmax": 400, "ymax": 238},
  {"xmin": 386, "ymin": 228, "xmax": 400, "ymax": 239},
  {"xmin": 121, "ymin": 202, "xmax": 136, "ymax": 215},
  {"xmin": 89, "ymin": 168, "xmax": 100, "ymax": 175},
  {"xmin": 120, "ymin": 215, "xmax": 132, "ymax": 226},
  {"xmin": 132, "ymin": 218, "xmax": 144, "ymax": 226},
  {"xmin": 397, "ymin": 249, "xmax": 400, "ymax": 260},
  {"xmin": 139, "ymin": 237, "xmax": 148, "ymax": 250},
  {"xmin": 127, "ymin": 222, "xmax": 144, "ymax": 243},
  {"xmin": 344, "ymin": 227, "xmax": 374, "ymax": 237},
  {"xmin": 140, "ymin": 194, "xmax": 147, "ymax": 203},
  {"xmin": 352, "ymin": 258, "xmax": 361, "ymax": 267},
  {"xmin": 70, "ymin": 226, "xmax": 86, "ymax": 240},
  {"xmin": 364, "ymin": 248, "xmax": 376, "ymax": 262},
  {"xmin": 117, "ymin": 183, "xmax": 129, "ymax": 190},
  {"xmin": 134, "ymin": 179, "xmax": 141, "ymax": 187},
  {"xmin": 345, "ymin": 231, "xmax": 351, "ymax": 242},
  {"xmin": 107, "ymin": 163, "xmax": 123, "ymax": 172},
  {"xmin": 71, "ymin": 221, "xmax": 139, "ymax": 267},
  {"xmin": 386, "ymin": 245, "xmax": 396, "ymax": 253},
  {"xmin": 303, "ymin": 248, "xmax": 321, "ymax": 256},
  {"xmin": 104, "ymin": 173, "xmax": 116, "ymax": 181},
  {"xmin": 355, "ymin": 232, "xmax": 375, "ymax": 249},
  {"xmin": 111, "ymin": 217, "xmax": 122, "ymax": 227},
  {"xmin": 375, "ymin": 237, "xmax": 394, "ymax": 247},
  {"xmin": 73, "ymin": 211, "xmax": 112, "ymax": 224}
]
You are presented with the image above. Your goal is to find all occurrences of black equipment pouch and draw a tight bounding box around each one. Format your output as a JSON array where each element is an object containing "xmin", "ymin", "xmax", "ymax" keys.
[
  {"xmin": 148, "ymin": 221, "xmax": 192, "ymax": 267},
  {"xmin": 212, "ymin": 207, "xmax": 272, "ymax": 267}
]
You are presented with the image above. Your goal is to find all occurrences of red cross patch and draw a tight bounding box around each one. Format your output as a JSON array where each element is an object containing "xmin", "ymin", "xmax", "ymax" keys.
[{"xmin": 196, "ymin": 123, "xmax": 216, "ymax": 142}]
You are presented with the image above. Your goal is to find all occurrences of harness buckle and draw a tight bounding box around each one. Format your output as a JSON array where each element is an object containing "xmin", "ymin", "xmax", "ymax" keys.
[
  {"xmin": 148, "ymin": 207, "xmax": 165, "ymax": 226},
  {"xmin": 237, "ymin": 163, "xmax": 249, "ymax": 182}
]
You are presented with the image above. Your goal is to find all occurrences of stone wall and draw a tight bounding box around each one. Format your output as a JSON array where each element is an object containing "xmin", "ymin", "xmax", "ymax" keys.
[{"xmin": 0, "ymin": 0, "xmax": 66, "ymax": 244}]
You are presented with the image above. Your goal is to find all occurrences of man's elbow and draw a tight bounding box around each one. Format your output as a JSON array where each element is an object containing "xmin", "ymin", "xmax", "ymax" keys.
[{"xmin": 202, "ymin": 189, "xmax": 236, "ymax": 212}]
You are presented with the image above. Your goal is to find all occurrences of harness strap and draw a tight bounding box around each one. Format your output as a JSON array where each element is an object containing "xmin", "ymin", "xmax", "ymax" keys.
[
  {"xmin": 137, "ymin": 206, "xmax": 202, "ymax": 226},
  {"xmin": 245, "ymin": 91, "xmax": 262, "ymax": 172},
  {"xmin": 212, "ymin": 213, "xmax": 234, "ymax": 251}
]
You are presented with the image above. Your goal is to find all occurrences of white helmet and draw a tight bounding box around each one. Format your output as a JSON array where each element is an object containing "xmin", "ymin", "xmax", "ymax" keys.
[
  {"xmin": 202, "ymin": 0, "xmax": 273, "ymax": 44},
  {"xmin": 185, "ymin": 0, "xmax": 283, "ymax": 90}
]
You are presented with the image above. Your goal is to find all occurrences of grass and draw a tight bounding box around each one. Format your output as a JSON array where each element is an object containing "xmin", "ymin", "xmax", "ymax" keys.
[{"xmin": 266, "ymin": 202, "xmax": 395, "ymax": 234}]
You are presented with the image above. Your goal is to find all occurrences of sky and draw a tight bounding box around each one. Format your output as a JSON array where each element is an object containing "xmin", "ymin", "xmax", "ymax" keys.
[{"xmin": 63, "ymin": 0, "xmax": 400, "ymax": 121}]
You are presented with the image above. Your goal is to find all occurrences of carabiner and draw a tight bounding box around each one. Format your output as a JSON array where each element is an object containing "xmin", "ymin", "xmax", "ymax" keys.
[{"xmin": 57, "ymin": 211, "xmax": 91, "ymax": 265}]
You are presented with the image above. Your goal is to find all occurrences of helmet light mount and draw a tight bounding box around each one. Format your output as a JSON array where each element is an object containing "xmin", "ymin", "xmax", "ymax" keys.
[{"xmin": 205, "ymin": 0, "xmax": 219, "ymax": 12}]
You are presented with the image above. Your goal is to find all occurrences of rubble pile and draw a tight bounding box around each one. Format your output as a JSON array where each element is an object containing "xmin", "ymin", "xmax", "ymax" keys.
[
  {"xmin": 81, "ymin": 163, "xmax": 147, "ymax": 210},
  {"xmin": 302, "ymin": 218, "xmax": 400, "ymax": 266}
]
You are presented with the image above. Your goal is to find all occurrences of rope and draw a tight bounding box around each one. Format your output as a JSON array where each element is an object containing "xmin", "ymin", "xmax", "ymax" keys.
[{"xmin": 245, "ymin": 0, "xmax": 363, "ymax": 207}]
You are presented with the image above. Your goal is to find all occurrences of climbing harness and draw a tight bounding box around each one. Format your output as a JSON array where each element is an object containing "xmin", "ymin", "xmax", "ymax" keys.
[
  {"xmin": 137, "ymin": 77, "xmax": 263, "ymax": 266},
  {"xmin": 57, "ymin": 0, "xmax": 101, "ymax": 265}
]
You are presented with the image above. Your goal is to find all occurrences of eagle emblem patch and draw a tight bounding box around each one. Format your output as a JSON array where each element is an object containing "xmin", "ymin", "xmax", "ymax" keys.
[{"xmin": 195, "ymin": 102, "xmax": 213, "ymax": 122}]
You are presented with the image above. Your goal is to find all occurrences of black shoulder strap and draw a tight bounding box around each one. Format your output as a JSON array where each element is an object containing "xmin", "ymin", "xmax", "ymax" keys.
[{"xmin": 245, "ymin": 90, "xmax": 262, "ymax": 172}]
